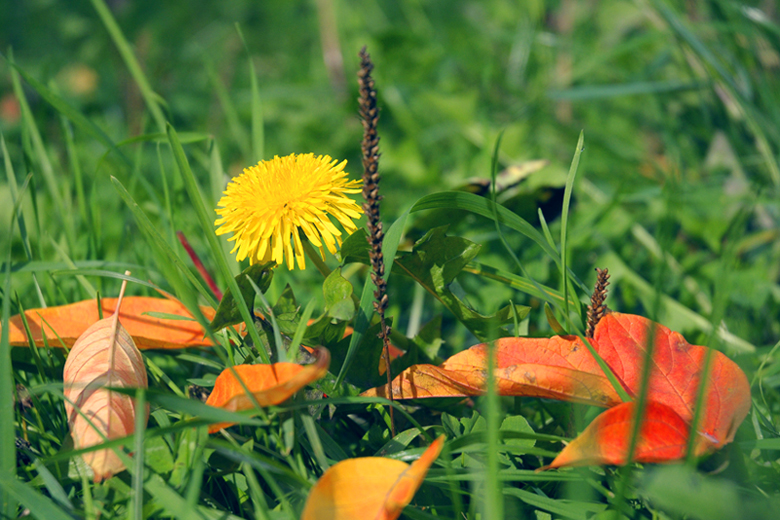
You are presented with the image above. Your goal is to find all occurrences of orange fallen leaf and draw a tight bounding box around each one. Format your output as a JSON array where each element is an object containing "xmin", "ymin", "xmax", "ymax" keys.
[
  {"xmin": 363, "ymin": 334, "xmax": 622, "ymax": 407},
  {"xmin": 301, "ymin": 435, "xmax": 444, "ymax": 520},
  {"xmin": 63, "ymin": 274, "xmax": 148, "ymax": 482},
  {"xmin": 3, "ymin": 296, "xmax": 216, "ymax": 350},
  {"xmin": 362, "ymin": 312, "xmax": 751, "ymax": 466},
  {"xmin": 205, "ymin": 348, "xmax": 330, "ymax": 433}
]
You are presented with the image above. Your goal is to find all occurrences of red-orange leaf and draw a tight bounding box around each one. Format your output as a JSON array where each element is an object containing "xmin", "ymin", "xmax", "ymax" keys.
[
  {"xmin": 362, "ymin": 312, "xmax": 751, "ymax": 466},
  {"xmin": 63, "ymin": 278, "xmax": 148, "ymax": 482},
  {"xmin": 301, "ymin": 436, "xmax": 444, "ymax": 520},
  {"xmin": 592, "ymin": 313, "xmax": 749, "ymax": 448},
  {"xmin": 543, "ymin": 401, "xmax": 696, "ymax": 469},
  {"xmin": 3, "ymin": 296, "xmax": 216, "ymax": 350},
  {"xmin": 205, "ymin": 348, "xmax": 330, "ymax": 433}
]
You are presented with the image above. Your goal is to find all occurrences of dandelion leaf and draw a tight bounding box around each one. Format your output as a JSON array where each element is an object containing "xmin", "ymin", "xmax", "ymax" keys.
[{"xmin": 210, "ymin": 261, "xmax": 274, "ymax": 331}]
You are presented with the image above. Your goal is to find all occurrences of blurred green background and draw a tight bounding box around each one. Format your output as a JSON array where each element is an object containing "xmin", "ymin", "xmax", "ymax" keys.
[
  {"xmin": 1, "ymin": 0, "xmax": 779, "ymax": 351},
  {"xmin": 2, "ymin": 2, "xmax": 780, "ymax": 518}
]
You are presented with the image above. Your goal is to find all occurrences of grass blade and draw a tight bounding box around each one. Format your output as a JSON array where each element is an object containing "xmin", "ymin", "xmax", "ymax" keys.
[
  {"xmin": 9, "ymin": 61, "xmax": 130, "ymax": 167},
  {"xmin": 167, "ymin": 123, "xmax": 268, "ymax": 363},
  {"xmin": 335, "ymin": 208, "xmax": 409, "ymax": 388},
  {"xmin": 559, "ymin": 130, "xmax": 585, "ymax": 328},
  {"xmin": 235, "ymin": 24, "xmax": 264, "ymax": 162},
  {"xmin": 410, "ymin": 191, "xmax": 589, "ymax": 294},
  {"xmin": 89, "ymin": 0, "xmax": 167, "ymax": 132},
  {"xmin": 0, "ymin": 475, "xmax": 73, "ymax": 520},
  {"xmin": 111, "ymin": 176, "xmax": 217, "ymax": 309}
]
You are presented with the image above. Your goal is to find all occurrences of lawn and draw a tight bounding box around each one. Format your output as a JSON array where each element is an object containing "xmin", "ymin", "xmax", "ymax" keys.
[{"xmin": 1, "ymin": 1, "xmax": 780, "ymax": 518}]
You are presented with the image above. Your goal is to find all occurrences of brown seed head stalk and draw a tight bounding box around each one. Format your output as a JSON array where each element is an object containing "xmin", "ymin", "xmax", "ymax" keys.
[
  {"xmin": 586, "ymin": 267, "xmax": 610, "ymax": 339},
  {"xmin": 358, "ymin": 47, "xmax": 394, "ymax": 433}
]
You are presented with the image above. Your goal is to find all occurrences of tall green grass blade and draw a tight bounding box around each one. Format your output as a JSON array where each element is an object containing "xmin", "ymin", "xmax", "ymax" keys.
[
  {"xmin": 14, "ymin": 297, "xmax": 50, "ymax": 384},
  {"xmin": 242, "ymin": 462, "xmax": 271, "ymax": 520},
  {"xmin": 131, "ymin": 388, "xmax": 146, "ymax": 520},
  {"xmin": 32, "ymin": 461, "xmax": 73, "ymax": 513},
  {"xmin": 484, "ymin": 336, "xmax": 502, "ymax": 519},
  {"xmin": 538, "ymin": 208, "xmax": 557, "ymax": 250},
  {"xmin": 649, "ymin": 0, "xmax": 780, "ymax": 187},
  {"xmin": 549, "ymin": 80, "xmax": 703, "ymax": 100},
  {"xmin": 50, "ymin": 270, "xmax": 157, "ymax": 291},
  {"xmin": 335, "ymin": 209, "xmax": 409, "ymax": 388},
  {"xmin": 1, "ymin": 223, "xmax": 16, "ymax": 518},
  {"xmin": 559, "ymin": 130, "xmax": 585, "ymax": 327},
  {"xmin": 9, "ymin": 52, "xmax": 74, "ymax": 251},
  {"xmin": 685, "ymin": 209, "xmax": 748, "ymax": 462},
  {"xmin": 10, "ymin": 61, "xmax": 131, "ymax": 167},
  {"xmin": 289, "ymin": 299, "xmax": 316, "ymax": 360},
  {"xmin": 301, "ymin": 413, "xmax": 329, "ymax": 470},
  {"xmin": 47, "ymin": 236, "xmax": 97, "ymax": 298},
  {"xmin": 504, "ymin": 487, "xmax": 606, "ymax": 519},
  {"xmin": 204, "ymin": 61, "xmax": 250, "ymax": 158},
  {"xmin": 157, "ymin": 143, "xmax": 176, "ymax": 245},
  {"xmin": 3, "ymin": 138, "xmax": 45, "ymax": 307},
  {"xmin": 167, "ymin": 123, "xmax": 268, "ymax": 363},
  {"xmin": 208, "ymin": 142, "xmax": 239, "ymax": 277},
  {"xmin": 485, "ymin": 131, "xmax": 570, "ymax": 335},
  {"xmin": 111, "ymin": 177, "xmax": 217, "ymax": 309},
  {"xmin": 235, "ymin": 24, "xmax": 264, "ymax": 162},
  {"xmin": 60, "ymin": 117, "xmax": 90, "ymax": 231},
  {"xmin": 89, "ymin": 0, "xmax": 167, "ymax": 132},
  {"xmin": 0, "ymin": 177, "xmax": 33, "ymax": 516},
  {"xmin": 252, "ymin": 280, "xmax": 283, "ymax": 362},
  {"xmin": 0, "ymin": 475, "xmax": 73, "ymax": 520}
]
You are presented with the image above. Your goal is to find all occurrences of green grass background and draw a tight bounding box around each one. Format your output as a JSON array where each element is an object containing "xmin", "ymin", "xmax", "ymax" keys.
[{"xmin": 2, "ymin": 0, "xmax": 780, "ymax": 518}]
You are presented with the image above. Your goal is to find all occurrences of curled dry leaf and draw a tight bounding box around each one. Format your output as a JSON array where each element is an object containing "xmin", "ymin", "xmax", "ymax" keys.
[
  {"xmin": 301, "ymin": 435, "xmax": 444, "ymax": 520},
  {"xmin": 4, "ymin": 296, "xmax": 216, "ymax": 349},
  {"xmin": 63, "ymin": 276, "xmax": 148, "ymax": 482},
  {"xmin": 362, "ymin": 312, "xmax": 751, "ymax": 467},
  {"xmin": 205, "ymin": 348, "xmax": 330, "ymax": 433}
]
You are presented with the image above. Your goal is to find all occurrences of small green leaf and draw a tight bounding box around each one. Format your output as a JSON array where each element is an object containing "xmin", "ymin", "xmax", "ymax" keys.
[
  {"xmin": 394, "ymin": 227, "xmax": 530, "ymax": 340},
  {"xmin": 544, "ymin": 303, "xmax": 566, "ymax": 335},
  {"xmin": 210, "ymin": 262, "xmax": 274, "ymax": 331},
  {"xmin": 339, "ymin": 229, "xmax": 370, "ymax": 265},
  {"xmin": 323, "ymin": 269, "xmax": 355, "ymax": 321},
  {"xmin": 271, "ymin": 284, "xmax": 299, "ymax": 336}
]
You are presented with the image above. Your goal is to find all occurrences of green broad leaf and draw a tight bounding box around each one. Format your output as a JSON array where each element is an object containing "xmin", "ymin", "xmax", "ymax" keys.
[
  {"xmin": 323, "ymin": 269, "xmax": 355, "ymax": 321},
  {"xmin": 412, "ymin": 315, "xmax": 444, "ymax": 361},
  {"xmin": 394, "ymin": 227, "xmax": 529, "ymax": 340},
  {"xmin": 499, "ymin": 415, "xmax": 536, "ymax": 450},
  {"xmin": 210, "ymin": 262, "xmax": 274, "ymax": 331},
  {"xmin": 144, "ymin": 436, "xmax": 174, "ymax": 474},
  {"xmin": 339, "ymin": 228, "xmax": 370, "ymax": 265},
  {"xmin": 328, "ymin": 319, "xmax": 393, "ymax": 389},
  {"xmin": 638, "ymin": 465, "xmax": 741, "ymax": 520},
  {"xmin": 303, "ymin": 313, "xmax": 348, "ymax": 350},
  {"xmin": 251, "ymin": 284, "xmax": 300, "ymax": 359}
]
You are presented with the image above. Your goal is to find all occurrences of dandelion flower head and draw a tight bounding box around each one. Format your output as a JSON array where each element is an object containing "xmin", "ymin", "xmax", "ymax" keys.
[{"xmin": 215, "ymin": 153, "xmax": 363, "ymax": 270}]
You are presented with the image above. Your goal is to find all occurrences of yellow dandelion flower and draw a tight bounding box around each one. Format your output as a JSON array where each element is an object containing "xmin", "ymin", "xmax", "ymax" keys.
[{"xmin": 215, "ymin": 153, "xmax": 363, "ymax": 270}]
